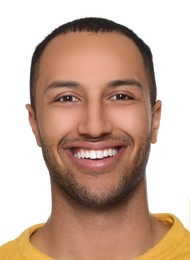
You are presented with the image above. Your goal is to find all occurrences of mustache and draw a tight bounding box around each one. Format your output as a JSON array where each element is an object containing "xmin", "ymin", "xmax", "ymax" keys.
[{"xmin": 58, "ymin": 134, "xmax": 134, "ymax": 147}]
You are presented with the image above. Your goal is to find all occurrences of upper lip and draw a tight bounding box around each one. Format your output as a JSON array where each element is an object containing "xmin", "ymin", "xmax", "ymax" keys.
[{"xmin": 62, "ymin": 140, "xmax": 128, "ymax": 151}]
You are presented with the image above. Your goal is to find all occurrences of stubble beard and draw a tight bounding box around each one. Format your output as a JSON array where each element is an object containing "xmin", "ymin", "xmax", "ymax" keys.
[{"xmin": 41, "ymin": 134, "xmax": 151, "ymax": 210}]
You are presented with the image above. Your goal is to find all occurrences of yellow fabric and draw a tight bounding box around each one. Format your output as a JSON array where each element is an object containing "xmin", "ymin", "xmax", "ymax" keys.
[
  {"xmin": 137, "ymin": 214, "xmax": 190, "ymax": 259},
  {"xmin": 0, "ymin": 214, "xmax": 190, "ymax": 259},
  {"xmin": 0, "ymin": 224, "xmax": 53, "ymax": 260}
]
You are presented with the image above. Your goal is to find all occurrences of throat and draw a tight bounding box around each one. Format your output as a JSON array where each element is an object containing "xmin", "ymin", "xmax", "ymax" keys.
[{"xmin": 30, "ymin": 210, "xmax": 164, "ymax": 260}]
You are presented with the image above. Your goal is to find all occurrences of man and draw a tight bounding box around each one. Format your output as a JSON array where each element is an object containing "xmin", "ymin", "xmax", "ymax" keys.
[{"xmin": 1, "ymin": 17, "xmax": 190, "ymax": 259}]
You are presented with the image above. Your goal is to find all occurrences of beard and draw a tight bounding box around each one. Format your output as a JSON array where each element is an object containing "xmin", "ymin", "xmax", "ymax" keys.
[{"xmin": 41, "ymin": 134, "xmax": 151, "ymax": 210}]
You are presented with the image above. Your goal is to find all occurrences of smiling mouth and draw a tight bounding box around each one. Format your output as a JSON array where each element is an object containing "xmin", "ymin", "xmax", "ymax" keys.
[
  {"xmin": 72, "ymin": 147, "xmax": 120, "ymax": 160},
  {"xmin": 64, "ymin": 144, "xmax": 127, "ymax": 172}
]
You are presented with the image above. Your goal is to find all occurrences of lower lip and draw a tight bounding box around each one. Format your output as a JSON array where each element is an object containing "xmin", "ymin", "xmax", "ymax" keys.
[{"xmin": 65, "ymin": 148, "xmax": 126, "ymax": 172}]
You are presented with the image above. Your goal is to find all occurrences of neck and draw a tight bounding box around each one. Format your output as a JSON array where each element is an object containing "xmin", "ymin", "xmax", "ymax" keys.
[{"xmin": 31, "ymin": 179, "xmax": 169, "ymax": 260}]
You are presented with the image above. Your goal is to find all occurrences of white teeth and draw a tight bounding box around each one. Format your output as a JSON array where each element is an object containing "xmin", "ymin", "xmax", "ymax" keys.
[
  {"xmin": 84, "ymin": 150, "xmax": 90, "ymax": 158},
  {"xmin": 108, "ymin": 149, "xmax": 113, "ymax": 156},
  {"xmin": 90, "ymin": 150, "xmax": 97, "ymax": 159},
  {"xmin": 113, "ymin": 149, "xmax": 117, "ymax": 156},
  {"xmin": 74, "ymin": 148, "xmax": 118, "ymax": 159},
  {"xmin": 103, "ymin": 150, "xmax": 108, "ymax": 157},
  {"xmin": 97, "ymin": 150, "xmax": 103, "ymax": 159}
]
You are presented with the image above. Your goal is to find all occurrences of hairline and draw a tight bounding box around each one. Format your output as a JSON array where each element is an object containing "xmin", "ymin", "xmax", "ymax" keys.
[
  {"xmin": 33, "ymin": 30, "xmax": 145, "ymax": 95},
  {"xmin": 30, "ymin": 20, "xmax": 157, "ymax": 110}
]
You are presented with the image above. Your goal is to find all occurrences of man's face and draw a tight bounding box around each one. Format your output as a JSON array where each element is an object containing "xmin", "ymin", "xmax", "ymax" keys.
[{"xmin": 27, "ymin": 32, "xmax": 161, "ymax": 209}]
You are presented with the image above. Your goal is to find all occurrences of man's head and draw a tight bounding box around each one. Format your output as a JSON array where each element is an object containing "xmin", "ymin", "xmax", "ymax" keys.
[
  {"xmin": 30, "ymin": 17, "xmax": 157, "ymax": 111},
  {"xmin": 27, "ymin": 17, "xmax": 161, "ymax": 209}
]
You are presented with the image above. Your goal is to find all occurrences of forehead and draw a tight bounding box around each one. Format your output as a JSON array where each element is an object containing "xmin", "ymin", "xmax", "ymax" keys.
[{"xmin": 37, "ymin": 32, "xmax": 148, "ymax": 90}]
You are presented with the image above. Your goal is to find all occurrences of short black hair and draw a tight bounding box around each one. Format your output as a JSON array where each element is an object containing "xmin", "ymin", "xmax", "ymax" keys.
[{"xmin": 30, "ymin": 17, "xmax": 157, "ymax": 110}]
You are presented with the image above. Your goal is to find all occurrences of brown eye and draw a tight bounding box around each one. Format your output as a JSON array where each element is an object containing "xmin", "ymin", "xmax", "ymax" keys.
[
  {"xmin": 58, "ymin": 95, "xmax": 78, "ymax": 102},
  {"xmin": 110, "ymin": 93, "xmax": 133, "ymax": 100}
]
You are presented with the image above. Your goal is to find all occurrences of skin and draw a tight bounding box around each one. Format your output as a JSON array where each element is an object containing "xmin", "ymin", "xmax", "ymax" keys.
[{"xmin": 26, "ymin": 32, "xmax": 168, "ymax": 259}]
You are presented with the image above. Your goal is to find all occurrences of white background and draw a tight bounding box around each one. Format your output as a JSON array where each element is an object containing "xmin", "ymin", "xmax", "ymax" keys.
[{"xmin": 0, "ymin": 0, "xmax": 190, "ymax": 245}]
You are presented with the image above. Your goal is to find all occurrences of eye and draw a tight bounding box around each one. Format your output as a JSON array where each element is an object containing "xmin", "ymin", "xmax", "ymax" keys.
[
  {"xmin": 110, "ymin": 93, "xmax": 133, "ymax": 101},
  {"xmin": 56, "ymin": 95, "xmax": 79, "ymax": 102}
]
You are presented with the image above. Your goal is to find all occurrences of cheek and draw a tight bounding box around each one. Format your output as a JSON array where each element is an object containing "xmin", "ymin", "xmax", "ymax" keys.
[
  {"xmin": 37, "ymin": 108, "xmax": 81, "ymax": 144},
  {"xmin": 108, "ymin": 105, "xmax": 151, "ymax": 138},
  {"xmin": 36, "ymin": 104, "xmax": 151, "ymax": 145}
]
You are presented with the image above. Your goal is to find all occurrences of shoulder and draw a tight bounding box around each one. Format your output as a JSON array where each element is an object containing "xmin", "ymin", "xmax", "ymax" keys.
[
  {"xmin": 0, "ymin": 224, "xmax": 44, "ymax": 260},
  {"xmin": 0, "ymin": 238, "xmax": 21, "ymax": 259},
  {"xmin": 157, "ymin": 214, "xmax": 190, "ymax": 258},
  {"xmin": 138, "ymin": 214, "xmax": 190, "ymax": 259}
]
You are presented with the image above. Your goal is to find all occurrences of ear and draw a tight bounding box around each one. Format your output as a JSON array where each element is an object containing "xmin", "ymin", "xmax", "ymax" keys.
[
  {"xmin": 151, "ymin": 100, "xmax": 162, "ymax": 144},
  {"xmin": 26, "ymin": 104, "xmax": 42, "ymax": 147}
]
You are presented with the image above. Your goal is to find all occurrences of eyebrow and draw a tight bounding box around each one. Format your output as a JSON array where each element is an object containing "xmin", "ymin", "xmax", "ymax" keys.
[
  {"xmin": 45, "ymin": 80, "xmax": 81, "ymax": 91},
  {"xmin": 106, "ymin": 79, "xmax": 143, "ymax": 89},
  {"xmin": 45, "ymin": 78, "xmax": 143, "ymax": 93}
]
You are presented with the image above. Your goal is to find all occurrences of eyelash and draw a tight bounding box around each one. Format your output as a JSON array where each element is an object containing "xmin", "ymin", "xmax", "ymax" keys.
[
  {"xmin": 55, "ymin": 95, "xmax": 79, "ymax": 102},
  {"xmin": 54, "ymin": 92, "xmax": 134, "ymax": 103},
  {"xmin": 109, "ymin": 93, "xmax": 134, "ymax": 101}
]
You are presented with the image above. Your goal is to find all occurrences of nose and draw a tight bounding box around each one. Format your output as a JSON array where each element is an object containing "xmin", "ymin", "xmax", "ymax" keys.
[{"xmin": 77, "ymin": 102, "xmax": 112, "ymax": 138}]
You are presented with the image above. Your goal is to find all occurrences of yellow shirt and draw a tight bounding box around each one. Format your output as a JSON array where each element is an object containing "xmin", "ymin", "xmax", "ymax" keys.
[{"xmin": 0, "ymin": 214, "xmax": 190, "ymax": 259}]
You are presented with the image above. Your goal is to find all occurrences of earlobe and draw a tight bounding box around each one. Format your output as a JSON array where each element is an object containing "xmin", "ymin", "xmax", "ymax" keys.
[
  {"xmin": 26, "ymin": 104, "xmax": 42, "ymax": 147},
  {"xmin": 151, "ymin": 100, "xmax": 162, "ymax": 144}
]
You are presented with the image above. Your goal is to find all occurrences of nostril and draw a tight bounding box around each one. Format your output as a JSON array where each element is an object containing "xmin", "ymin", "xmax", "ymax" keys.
[
  {"xmin": 76, "ymin": 103, "xmax": 113, "ymax": 137},
  {"xmin": 77, "ymin": 118, "xmax": 112, "ymax": 138}
]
